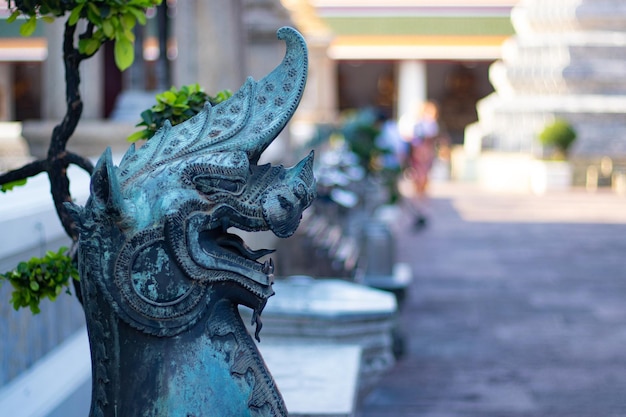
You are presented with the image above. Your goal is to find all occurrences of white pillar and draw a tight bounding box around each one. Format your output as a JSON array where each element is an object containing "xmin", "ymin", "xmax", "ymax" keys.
[
  {"xmin": 42, "ymin": 20, "xmax": 103, "ymax": 120},
  {"xmin": 79, "ymin": 48, "xmax": 103, "ymax": 119},
  {"xmin": 173, "ymin": 0, "xmax": 246, "ymax": 92},
  {"xmin": 42, "ymin": 20, "xmax": 64, "ymax": 120},
  {"xmin": 0, "ymin": 63, "xmax": 13, "ymax": 120},
  {"xmin": 396, "ymin": 60, "xmax": 427, "ymax": 122}
]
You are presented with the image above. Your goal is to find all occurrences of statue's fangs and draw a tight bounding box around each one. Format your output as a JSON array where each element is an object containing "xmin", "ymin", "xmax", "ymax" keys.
[{"xmin": 66, "ymin": 27, "xmax": 316, "ymax": 417}]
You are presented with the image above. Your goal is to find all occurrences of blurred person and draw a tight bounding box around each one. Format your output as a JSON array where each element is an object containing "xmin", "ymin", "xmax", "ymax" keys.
[{"xmin": 399, "ymin": 100, "xmax": 447, "ymax": 228}]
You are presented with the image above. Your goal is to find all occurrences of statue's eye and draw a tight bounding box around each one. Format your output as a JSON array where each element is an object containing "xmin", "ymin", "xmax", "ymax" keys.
[
  {"xmin": 193, "ymin": 176, "xmax": 243, "ymax": 194},
  {"xmin": 293, "ymin": 182, "xmax": 306, "ymax": 200},
  {"xmin": 277, "ymin": 195, "xmax": 294, "ymax": 211}
]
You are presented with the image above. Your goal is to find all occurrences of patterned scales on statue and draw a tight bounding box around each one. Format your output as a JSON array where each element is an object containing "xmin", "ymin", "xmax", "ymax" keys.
[{"xmin": 66, "ymin": 27, "xmax": 316, "ymax": 417}]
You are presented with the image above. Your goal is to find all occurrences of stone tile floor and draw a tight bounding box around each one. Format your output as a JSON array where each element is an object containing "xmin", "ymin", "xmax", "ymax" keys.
[{"xmin": 357, "ymin": 182, "xmax": 626, "ymax": 417}]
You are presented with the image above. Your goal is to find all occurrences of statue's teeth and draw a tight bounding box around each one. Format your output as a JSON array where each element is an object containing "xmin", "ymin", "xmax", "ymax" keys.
[{"xmin": 262, "ymin": 258, "xmax": 275, "ymax": 277}]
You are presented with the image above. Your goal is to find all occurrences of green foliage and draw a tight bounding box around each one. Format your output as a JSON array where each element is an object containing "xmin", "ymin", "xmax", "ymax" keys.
[
  {"xmin": 128, "ymin": 84, "xmax": 233, "ymax": 142},
  {"xmin": 327, "ymin": 108, "xmax": 402, "ymax": 203},
  {"xmin": 339, "ymin": 108, "xmax": 385, "ymax": 173},
  {"xmin": 0, "ymin": 178, "xmax": 27, "ymax": 193},
  {"xmin": 539, "ymin": 118, "xmax": 577, "ymax": 159},
  {"xmin": 0, "ymin": 247, "xmax": 79, "ymax": 314},
  {"xmin": 7, "ymin": 0, "xmax": 162, "ymax": 70}
]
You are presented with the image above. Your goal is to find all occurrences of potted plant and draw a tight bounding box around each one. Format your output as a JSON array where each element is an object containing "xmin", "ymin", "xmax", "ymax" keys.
[
  {"xmin": 530, "ymin": 118, "xmax": 577, "ymax": 194},
  {"xmin": 539, "ymin": 118, "xmax": 577, "ymax": 160}
]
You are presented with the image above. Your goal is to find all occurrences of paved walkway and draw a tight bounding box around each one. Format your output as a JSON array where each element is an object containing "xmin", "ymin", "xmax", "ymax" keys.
[{"xmin": 357, "ymin": 182, "xmax": 626, "ymax": 417}]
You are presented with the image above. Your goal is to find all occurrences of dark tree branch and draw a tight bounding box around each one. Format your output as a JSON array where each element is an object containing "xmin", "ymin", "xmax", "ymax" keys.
[
  {"xmin": 79, "ymin": 21, "xmax": 95, "ymax": 40},
  {"xmin": 0, "ymin": 159, "xmax": 47, "ymax": 185},
  {"xmin": 47, "ymin": 21, "xmax": 87, "ymax": 241},
  {"xmin": 65, "ymin": 152, "xmax": 95, "ymax": 176}
]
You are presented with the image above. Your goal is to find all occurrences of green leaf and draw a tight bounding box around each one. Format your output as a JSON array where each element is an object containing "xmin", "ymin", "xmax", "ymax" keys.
[
  {"xmin": 19, "ymin": 16, "xmax": 37, "ymax": 37},
  {"xmin": 7, "ymin": 10, "xmax": 20, "ymax": 24},
  {"xmin": 128, "ymin": 7, "xmax": 147, "ymax": 25},
  {"xmin": 102, "ymin": 19, "xmax": 114, "ymax": 38},
  {"xmin": 1, "ymin": 178, "xmax": 27, "ymax": 192},
  {"xmin": 41, "ymin": 16, "xmax": 55, "ymax": 23},
  {"xmin": 30, "ymin": 281, "xmax": 39, "ymax": 291},
  {"xmin": 127, "ymin": 130, "xmax": 147, "ymax": 142},
  {"xmin": 123, "ymin": 27, "xmax": 136, "ymax": 43},
  {"xmin": 140, "ymin": 109, "xmax": 154, "ymax": 125},
  {"xmin": 121, "ymin": 13, "xmax": 136, "ymax": 30},
  {"xmin": 99, "ymin": 4, "xmax": 111, "ymax": 19},
  {"xmin": 212, "ymin": 90, "xmax": 233, "ymax": 104},
  {"xmin": 85, "ymin": 38, "xmax": 101, "ymax": 55},
  {"xmin": 109, "ymin": 15, "xmax": 121, "ymax": 31},
  {"xmin": 68, "ymin": 4, "xmax": 84, "ymax": 26},
  {"xmin": 160, "ymin": 91, "xmax": 177, "ymax": 104},
  {"xmin": 88, "ymin": 2, "xmax": 100, "ymax": 17},
  {"xmin": 79, "ymin": 37, "xmax": 101, "ymax": 56},
  {"xmin": 29, "ymin": 301, "xmax": 41, "ymax": 315},
  {"xmin": 16, "ymin": 262, "xmax": 28, "ymax": 274},
  {"xmin": 114, "ymin": 37, "xmax": 134, "ymax": 70}
]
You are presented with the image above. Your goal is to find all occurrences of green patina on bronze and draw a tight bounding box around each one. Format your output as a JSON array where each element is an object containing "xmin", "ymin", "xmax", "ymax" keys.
[{"xmin": 65, "ymin": 27, "xmax": 316, "ymax": 417}]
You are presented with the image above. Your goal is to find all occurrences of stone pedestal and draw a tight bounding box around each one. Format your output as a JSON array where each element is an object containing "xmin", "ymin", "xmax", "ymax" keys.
[
  {"xmin": 244, "ymin": 276, "xmax": 398, "ymax": 392},
  {"xmin": 261, "ymin": 343, "xmax": 361, "ymax": 417},
  {"xmin": 529, "ymin": 159, "xmax": 573, "ymax": 195}
]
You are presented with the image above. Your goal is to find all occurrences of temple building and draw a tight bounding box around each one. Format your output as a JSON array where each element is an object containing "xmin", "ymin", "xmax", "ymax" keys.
[
  {"xmin": 301, "ymin": 0, "xmax": 515, "ymax": 146},
  {"xmin": 462, "ymin": 0, "xmax": 626, "ymax": 191},
  {"xmin": 0, "ymin": 0, "xmax": 516, "ymax": 152}
]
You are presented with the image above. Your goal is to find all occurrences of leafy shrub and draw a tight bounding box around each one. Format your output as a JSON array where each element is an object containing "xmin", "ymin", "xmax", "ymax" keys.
[
  {"xmin": 8, "ymin": 0, "xmax": 162, "ymax": 70},
  {"xmin": 0, "ymin": 247, "xmax": 79, "ymax": 314},
  {"xmin": 539, "ymin": 119, "xmax": 577, "ymax": 159},
  {"xmin": 128, "ymin": 84, "xmax": 232, "ymax": 142}
]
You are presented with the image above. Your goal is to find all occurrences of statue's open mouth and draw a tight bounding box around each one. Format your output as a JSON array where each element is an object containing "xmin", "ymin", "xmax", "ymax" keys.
[
  {"xmin": 195, "ymin": 226, "xmax": 275, "ymax": 342},
  {"xmin": 193, "ymin": 227, "xmax": 276, "ymax": 287}
]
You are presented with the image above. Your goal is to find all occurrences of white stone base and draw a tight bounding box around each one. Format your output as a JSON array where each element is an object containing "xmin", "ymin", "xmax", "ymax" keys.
[
  {"xmin": 261, "ymin": 343, "xmax": 361, "ymax": 417},
  {"xmin": 477, "ymin": 152, "xmax": 535, "ymax": 193},
  {"xmin": 529, "ymin": 159, "xmax": 573, "ymax": 195},
  {"xmin": 451, "ymin": 149, "xmax": 575, "ymax": 194},
  {"xmin": 242, "ymin": 277, "xmax": 398, "ymax": 392}
]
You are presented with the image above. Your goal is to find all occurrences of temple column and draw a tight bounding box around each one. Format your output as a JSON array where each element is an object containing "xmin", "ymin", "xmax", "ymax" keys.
[
  {"xmin": 42, "ymin": 20, "xmax": 103, "ymax": 120},
  {"xmin": 173, "ymin": 0, "xmax": 246, "ymax": 92},
  {"xmin": 0, "ymin": 64, "xmax": 13, "ymax": 120},
  {"xmin": 396, "ymin": 60, "xmax": 427, "ymax": 123}
]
